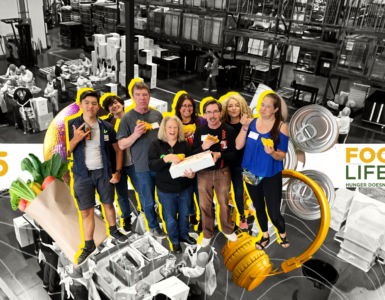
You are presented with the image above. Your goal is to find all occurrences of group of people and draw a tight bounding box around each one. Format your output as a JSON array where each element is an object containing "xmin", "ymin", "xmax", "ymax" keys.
[{"xmin": 67, "ymin": 81, "xmax": 290, "ymax": 271}]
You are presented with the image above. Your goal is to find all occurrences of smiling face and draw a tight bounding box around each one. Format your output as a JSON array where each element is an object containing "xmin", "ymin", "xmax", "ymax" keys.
[
  {"xmin": 180, "ymin": 99, "xmax": 194, "ymax": 119},
  {"xmin": 80, "ymin": 96, "xmax": 99, "ymax": 118},
  {"xmin": 133, "ymin": 88, "xmax": 150, "ymax": 110},
  {"xmin": 165, "ymin": 119, "xmax": 179, "ymax": 142},
  {"xmin": 227, "ymin": 99, "xmax": 241, "ymax": 119},
  {"xmin": 204, "ymin": 103, "xmax": 222, "ymax": 127},
  {"xmin": 108, "ymin": 99, "xmax": 124, "ymax": 116},
  {"xmin": 260, "ymin": 97, "xmax": 278, "ymax": 118}
]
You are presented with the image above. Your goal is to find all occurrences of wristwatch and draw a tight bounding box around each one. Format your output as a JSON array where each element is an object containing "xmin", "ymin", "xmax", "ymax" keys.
[{"xmin": 116, "ymin": 170, "xmax": 122, "ymax": 174}]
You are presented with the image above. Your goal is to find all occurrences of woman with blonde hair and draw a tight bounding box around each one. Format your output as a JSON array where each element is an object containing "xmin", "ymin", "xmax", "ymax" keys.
[
  {"xmin": 148, "ymin": 116, "xmax": 197, "ymax": 254},
  {"xmin": 221, "ymin": 94, "xmax": 253, "ymax": 230}
]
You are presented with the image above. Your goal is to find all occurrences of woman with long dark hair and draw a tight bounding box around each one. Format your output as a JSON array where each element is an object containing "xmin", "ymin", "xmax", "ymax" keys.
[
  {"xmin": 236, "ymin": 93, "xmax": 290, "ymax": 250},
  {"xmin": 175, "ymin": 93, "xmax": 207, "ymax": 229}
]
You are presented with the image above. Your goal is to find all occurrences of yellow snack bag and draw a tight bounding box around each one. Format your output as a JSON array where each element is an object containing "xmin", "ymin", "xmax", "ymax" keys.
[
  {"xmin": 261, "ymin": 137, "xmax": 274, "ymax": 147},
  {"xmin": 183, "ymin": 123, "xmax": 196, "ymax": 134},
  {"xmin": 137, "ymin": 120, "xmax": 152, "ymax": 134}
]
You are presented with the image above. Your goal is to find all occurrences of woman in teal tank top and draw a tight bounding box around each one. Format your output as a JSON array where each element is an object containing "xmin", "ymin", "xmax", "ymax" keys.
[{"xmin": 236, "ymin": 93, "xmax": 290, "ymax": 250}]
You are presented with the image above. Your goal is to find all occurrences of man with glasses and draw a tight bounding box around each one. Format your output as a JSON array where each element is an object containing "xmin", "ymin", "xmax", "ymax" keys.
[
  {"xmin": 192, "ymin": 99, "xmax": 238, "ymax": 247},
  {"xmin": 117, "ymin": 82, "xmax": 166, "ymax": 239}
]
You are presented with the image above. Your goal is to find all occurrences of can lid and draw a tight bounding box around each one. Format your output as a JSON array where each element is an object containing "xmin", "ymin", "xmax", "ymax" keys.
[
  {"xmin": 286, "ymin": 170, "xmax": 335, "ymax": 220},
  {"xmin": 289, "ymin": 105, "xmax": 338, "ymax": 153},
  {"xmin": 283, "ymin": 140, "xmax": 298, "ymax": 187}
]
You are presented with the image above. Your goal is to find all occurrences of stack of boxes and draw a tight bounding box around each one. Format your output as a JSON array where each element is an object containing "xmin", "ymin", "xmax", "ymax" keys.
[
  {"xmin": 70, "ymin": 0, "xmax": 81, "ymax": 23},
  {"xmin": 124, "ymin": 97, "xmax": 168, "ymax": 114},
  {"xmin": 32, "ymin": 97, "xmax": 54, "ymax": 131},
  {"xmin": 136, "ymin": 35, "xmax": 158, "ymax": 89},
  {"xmin": 329, "ymin": 188, "xmax": 355, "ymax": 231},
  {"xmin": 247, "ymin": 39, "xmax": 270, "ymax": 57},
  {"xmin": 80, "ymin": 3, "xmax": 93, "ymax": 37}
]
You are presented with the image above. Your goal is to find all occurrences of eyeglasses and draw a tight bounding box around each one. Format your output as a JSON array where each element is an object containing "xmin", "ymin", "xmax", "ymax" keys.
[
  {"xmin": 181, "ymin": 105, "xmax": 193, "ymax": 109},
  {"xmin": 205, "ymin": 111, "xmax": 220, "ymax": 115}
]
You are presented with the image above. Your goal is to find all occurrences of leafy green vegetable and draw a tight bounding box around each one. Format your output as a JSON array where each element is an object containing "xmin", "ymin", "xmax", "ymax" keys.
[
  {"xmin": 29, "ymin": 154, "xmax": 44, "ymax": 181},
  {"xmin": 20, "ymin": 153, "xmax": 69, "ymax": 184},
  {"xmin": 9, "ymin": 178, "xmax": 35, "ymax": 202},
  {"xmin": 10, "ymin": 190, "xmax": 21, "ymax": 211},
  {"xmin": 51, "ymin": 153, "xmax": 62, "ymax": 177}
]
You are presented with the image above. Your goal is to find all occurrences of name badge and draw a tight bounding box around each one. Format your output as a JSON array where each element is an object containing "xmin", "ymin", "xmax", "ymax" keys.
[
  {"xmin": 201, "ymin": 135, "xmax": 208, "ymax": 142},
  {"xmin": 152, "ymin": 122, "xmax": 160, "ymax": 129},
  {"xmin": 104, "ymin": 135, "xmax": 109, "ymax": 141},
  {"xmin": 248, "ymin": 132, "xmax": 259, "ymax": 140}
]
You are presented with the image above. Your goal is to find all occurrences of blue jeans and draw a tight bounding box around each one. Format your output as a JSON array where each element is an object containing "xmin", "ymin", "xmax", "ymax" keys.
[
  {"xmin": 188, "ymin": 176, "xmax": 201, "ymax": 216},
  {"xmin": 157, "ymin": 184, "xmax": 192, "ymax": 244},
  {"xmin": 230, "ymin": 166, "xmax": 244, "ymax": 214},
  {"xmin": 135, "ymin": 171, "xmax": 159, "ymax": 230},
  {"xmin": 115, "ymin": 165, "xmax": 143, "ymax": 219}
]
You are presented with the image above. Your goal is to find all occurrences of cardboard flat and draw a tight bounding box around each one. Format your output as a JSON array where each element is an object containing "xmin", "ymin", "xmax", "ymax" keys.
[
  {"xmin": 25, "ymin": 179, "xmax": 108, "ymax": 266},
  {"xmin": 169, "ymin": 152, "xmax": 215, "ymax": 179}
]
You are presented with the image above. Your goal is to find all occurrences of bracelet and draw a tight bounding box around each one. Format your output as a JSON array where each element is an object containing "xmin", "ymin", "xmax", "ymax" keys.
[
  {"xmin": 160, "ymin": 155, "xmax": 166, "ymax": 159},
  {"xmin": 242, "ymin": 127, "xmax": 248, "ymax": 131}
]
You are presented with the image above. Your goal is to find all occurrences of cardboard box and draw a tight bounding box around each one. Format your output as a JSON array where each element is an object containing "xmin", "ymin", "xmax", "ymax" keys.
[
  {"xmin": 105, "ymin": 83, "xmax": 118, "ymax": 94},
  {"xmin": 148, "ymin": 96, "xmax": 167, "ymax": 113},
  {"xmin": 139, "ymin": 49, "xmax": 152, "ymax": 65},
  {"xmin": 144, "ymin": 38, "xmax": 154, "ymax": 50},
  {"xmin": 119, "ymin": 73, "xmax": 126, "ymax": 87},
  {"xmin": 145, "ymin": 76, "xmax": 157, "ymax": 90},
  {"xmin": 135, "ymin": 35, "xmax": 145, "ymax": 50},
  {"xmin": 32, "ymin": 97, "xmax": 48, "ymax": 117},
  {"xmin": 13, "ymin": 216, "xmax": 34, "ymax": 248},
  {"xmin": 119, "ymin": 48, "xmax": 126, "ymax": 62},
  {"xmin": 120, "ymin": 62, "xmax": 126, "ymax": 73},
  {"xmin": 110, "ymin": 33, "xmax": 120, "ymax": 39},
  {"xmin": 157, "ymin": 48, "xmax": 169, "ymax": 58},
  {"xmin": 147, "ymin": 63, "xmax": 157, "ymax": 77},
  {"xmin": 134, "ymin": 64, "xmax": 139, "ymax": 78},
  {"xmin": 170, "ymin": 151, "xmax": 215, "ymax": 179},
  {"xmin": 120, "ymin": 36, "xmax": 126, "ymax": 52},
  {"xmin": 151, "ymin": 277, "xmax": 189, "ymax": 300},
  {"xmin": 99, "ymin": 43, "xmax": 107, "ymax": 58},
  {"xmin": 37, "ymin": 112, "xmax": 54, "ymax": 131}
]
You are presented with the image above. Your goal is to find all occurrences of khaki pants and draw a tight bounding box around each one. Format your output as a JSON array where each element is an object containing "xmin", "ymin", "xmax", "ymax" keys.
[{"xmin": 197, "ymin": 166, "xmax": 234, "ymax": 239}]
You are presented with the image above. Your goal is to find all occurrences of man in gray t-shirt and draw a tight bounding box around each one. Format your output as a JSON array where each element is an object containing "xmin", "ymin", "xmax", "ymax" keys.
[{"xmin": 117, "ymin": 81, "xmax": 166, "ymax": 238}]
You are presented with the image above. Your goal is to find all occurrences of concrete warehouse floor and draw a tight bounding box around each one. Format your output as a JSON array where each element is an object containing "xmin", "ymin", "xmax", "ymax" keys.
[{"xmin": 0, "ymin": 28, "xmax": 385, "ymax": 300}]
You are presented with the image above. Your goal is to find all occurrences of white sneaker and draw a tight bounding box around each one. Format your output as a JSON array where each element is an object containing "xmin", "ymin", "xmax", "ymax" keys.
[
  {"xmin": 201, "ymin": 237, "xmax": 211, "ymax": 247},
  {"xmin": 211, "ymin": 89, "xmax": 217, "ymax": 92},
  {"xmin": 203, "ymin": 88, "xmax": 209, "ymax": 91},
  {"xmin": 225, "ymin": 232, "xmax": 238, "ymax": 242}
]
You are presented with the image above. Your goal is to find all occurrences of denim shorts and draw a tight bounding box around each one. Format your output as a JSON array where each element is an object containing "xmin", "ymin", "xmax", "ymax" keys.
[{"xmin": 73, "ymin": 169, "xmax": 114, "ymax": 211}]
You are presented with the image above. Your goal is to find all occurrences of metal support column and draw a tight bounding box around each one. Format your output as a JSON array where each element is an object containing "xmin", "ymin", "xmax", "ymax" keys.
[{"xmin": 125, "ymin": 0, "xmax": 134, "ymax": 98}]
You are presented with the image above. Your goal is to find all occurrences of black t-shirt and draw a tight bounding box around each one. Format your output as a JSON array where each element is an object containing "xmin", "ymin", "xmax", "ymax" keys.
[
  {"xmin": 192, "ymin": 123, "xmax": 236, "ymax": 170},
  {"xmin": 148, "ymin": 139, "xmax": 194, "ymax": 193},
  {"xmin": 13, "ymin": 88, "xmax": 33, "ymax": 108},
  {"xmin": 54, "ymin": 65, "xmax": 63, "ymax": 77},
  {"xmin": 228, "ymin": 122, "xmax": 244, "ymax": 168}
]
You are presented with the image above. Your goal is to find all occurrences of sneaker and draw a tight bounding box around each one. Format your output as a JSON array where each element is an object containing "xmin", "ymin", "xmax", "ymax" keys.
[
  {"xmin": 123, "ymin": 217, "xmax": 132, "ymax": 232},
  {"xmin": 150, "ymin": 227, "xmax": 167, "ymax": 239},
  {"xmin": 203, "ymin": 88, "xmax": 209, "ymax": 91},
  {"xmin": 239, "ymin": 215, "xmax": 248, "ymax": 230},
  {"xmin": 211, "ymin": 89, "xmax": 217, "ymax": 92},
  {"xmin": 110, "ymin": 230, "xmax": 128, "ymax": 243},
  {"xmin": 42, "ymin": 283, "xmax": 49, "ymax": 289},
  {"xmin": 48, "ymin": 287, "xmax": 61, "ymax": 295},
  {"xmin": 201, "ymin": 237, "xmax": 211, "ymax": 247},
  {"xmin": 77, "ymin": 245, "xmax": 98, "ymax": 266},
  {"xmin": 225, "ymin": 232, "xmax": 238, "ymax": 242}
]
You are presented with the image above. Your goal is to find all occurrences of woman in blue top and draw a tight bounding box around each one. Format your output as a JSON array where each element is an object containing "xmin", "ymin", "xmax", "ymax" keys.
[{"xmin": 236, "ymin": 93, "xmax": 290, "ymax": 250}]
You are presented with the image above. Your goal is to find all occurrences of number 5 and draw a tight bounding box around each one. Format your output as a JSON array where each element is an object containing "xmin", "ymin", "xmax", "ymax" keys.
[{"xmin": 0, "ymin": 152, "xmax": 8, "ymax": 177}]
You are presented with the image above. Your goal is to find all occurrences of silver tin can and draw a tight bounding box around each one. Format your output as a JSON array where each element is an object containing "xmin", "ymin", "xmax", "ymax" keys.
[
  {"xmin": 286, "ymin": 170, "xmax": 335, "ymax": 220},
  {"xmin": 289, "ymin": 105, "xmax": 339, "ymax": 153},
  {"xmin": 283, "ymin": 140, "xmax": 306, "ymax": 187}
]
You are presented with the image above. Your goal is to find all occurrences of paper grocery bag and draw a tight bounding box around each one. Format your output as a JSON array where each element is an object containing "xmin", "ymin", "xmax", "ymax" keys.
[{"xmin": 25, "ymin": 179, "xmax": 108, "ymax": 265}]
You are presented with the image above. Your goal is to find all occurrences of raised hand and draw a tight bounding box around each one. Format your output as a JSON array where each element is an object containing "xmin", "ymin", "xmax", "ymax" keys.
[{"xmin": 72, "ymin": 123, "xmax": 87, "ymax": 142}]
